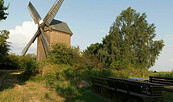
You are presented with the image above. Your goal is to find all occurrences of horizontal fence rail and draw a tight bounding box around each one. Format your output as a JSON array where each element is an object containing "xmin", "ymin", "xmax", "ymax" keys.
[
  {"xmin": 149, "ymin": 76, "xmax": 173, "ymax": 92},
  {"xmin": 91, "ymin": 77, "xmax": 164, "ymax": 102}
]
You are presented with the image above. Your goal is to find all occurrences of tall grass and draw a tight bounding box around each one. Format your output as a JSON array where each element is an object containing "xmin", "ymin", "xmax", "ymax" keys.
[{"xmin": 31, "ymin": 64, "xmax": 109, "ymax": 102}]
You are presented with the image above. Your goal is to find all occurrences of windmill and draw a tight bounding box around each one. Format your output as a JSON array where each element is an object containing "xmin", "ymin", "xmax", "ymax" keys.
[{"xmin": 22, "ymin": 0, "xmax": 73, "ymax": 61}]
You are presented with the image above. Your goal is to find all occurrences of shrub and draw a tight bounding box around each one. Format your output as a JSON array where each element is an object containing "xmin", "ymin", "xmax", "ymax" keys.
[
  {"xmin": 6, "ymin": 53, "xmax": 39, "ymax": 76},
  {"xmin": 47, "ymin": 43, "xmax": 103, "ymax": 70},
  {"xmin": 47, "ymin": 43, "xmax": 81, "ymax": 66}
]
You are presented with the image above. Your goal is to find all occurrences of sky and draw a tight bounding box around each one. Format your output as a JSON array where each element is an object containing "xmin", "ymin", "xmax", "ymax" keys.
[{"xmin": 0, "ymin": 0, "xmax": 173, "ymax": 71}]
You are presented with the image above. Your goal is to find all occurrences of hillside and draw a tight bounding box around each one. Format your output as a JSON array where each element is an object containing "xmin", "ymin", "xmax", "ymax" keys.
[{"xmin": 0, "ymin": 69, "xmax": 108, "ymax": 102}]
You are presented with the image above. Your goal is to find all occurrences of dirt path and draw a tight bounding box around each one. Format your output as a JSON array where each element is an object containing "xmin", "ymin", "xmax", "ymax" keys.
[
  {"xmin": 0, "ymin": 70, "xmax": 65, "ymax": 102},
  {"xmin": 0, "ymin": 70, "xmax": 18, "ymax": 87}
]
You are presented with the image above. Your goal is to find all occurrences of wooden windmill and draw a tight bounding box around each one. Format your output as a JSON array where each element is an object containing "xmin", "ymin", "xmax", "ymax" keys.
[{"xmin": 21, "ymin": 0, "xmax": 73, "ymax": 61}]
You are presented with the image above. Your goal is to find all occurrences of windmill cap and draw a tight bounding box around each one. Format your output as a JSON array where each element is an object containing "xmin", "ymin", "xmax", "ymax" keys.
[{"xmin": 48, "ymin": 19, "xmax": 73, "ymax": 35}]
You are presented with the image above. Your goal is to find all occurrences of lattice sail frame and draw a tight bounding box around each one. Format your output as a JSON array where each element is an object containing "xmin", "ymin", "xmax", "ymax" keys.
[
  {"xmin": 28, "ymin": 2, "xmax": 42, "ymax": 24},
  {"xmin": 43, "ymin": 0, "xmax": 64, "ymax": 26}
]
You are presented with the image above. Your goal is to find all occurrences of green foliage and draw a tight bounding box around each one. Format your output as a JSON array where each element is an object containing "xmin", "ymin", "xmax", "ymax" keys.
[
  {"xmin": 47, "ymin": 43, "xmax": 103, "ymax": 70},
  {"xmin": 110, "ymin": 59, "xmax": 131, "ymax": 70},
  {"xmin": 0, "ymin": 0, "xmax": 9, "ymax": 20},
  {"xmin": 6, "ymin": 53, "xmax": 39, "ymax": 76},
  {"xmin": 154, "ymin": 71, "xmax": 173, "ymax": 78},
  {"xmin": 47, "ymin": 43, "xmax": 80, "ymax": 65},
  {"xmin": 85, "ymin": 7, "xmax": 164, "ymax": 69},
  {"xmin": 61, "ymin": 67, "xmax": 114, "ymax": 83},
  {"xmin": 0, "ymin": 30, "xmax": 10, "ymax": 64},
  {"xmin": 0, "ymin": 1, "xmax": 9, "ymax": 64},
  {"xmin": 84, "ymin": 42, "xmax": 102, "ymax": 55}
]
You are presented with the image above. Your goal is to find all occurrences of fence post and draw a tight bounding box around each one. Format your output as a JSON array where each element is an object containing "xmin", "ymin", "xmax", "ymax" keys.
[{"xmin": 149, "ymin": 76, "xmax": 152, "ymax": 82}]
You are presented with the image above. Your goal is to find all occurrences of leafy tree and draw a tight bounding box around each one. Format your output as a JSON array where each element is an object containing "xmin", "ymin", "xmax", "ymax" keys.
[
  {"xmin": 0, "ymin": 30, "xmax": 10, "ymax": 64},
  {"xmin": 0, "ymin": 0, "xmax": 9, "ymax": 20},
  {"xmin": 0, "ymin": 0, "xmax": 9, "ymax": 64},
  {"xmin": 84, "ymin": 43, "xmax": 103, "ymax": 69},
  {"xmin": 84, "ymin": 43, "xmax": 102, "ymax": 55},
  {"xmin": 93, "ymin": 7, "xmax": 164, "ymax": 69}
]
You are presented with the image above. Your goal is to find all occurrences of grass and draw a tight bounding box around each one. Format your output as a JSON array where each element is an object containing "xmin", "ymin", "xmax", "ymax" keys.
[
  {"xmin": 31, "ymin": 67, "xmax": 109, "ymax": 102},
  {"xmin": 0, "ymin": 71, "xmax": 22, "ymax": 91},
  {"xmin": 1, "ymin": 66, "xmax": 173, "ymax": 102},
  {"xmin": 54, "ymin": 80, "xmax": 108, "ymax": 102},
  {"xmin": 153, "ymin": 71, "xmax": 173, "ymax": 78},
  {"xmin": 0, "ymin": 81, "xmax": 65, "ymax": 102},
  {"xmin": 0, "ymin": 71, "xmax": 5, "ymax": 77},
  {"xmin": 163, "ymin": 91, "xmax": 173, "ymax": 102},
  {"xmin": 0, "ymin": 71, "xmax": 65, "ymax": 102},
  {"xmin": 0, "ymin": 69, "xmax": 108, "ymax": 102}
]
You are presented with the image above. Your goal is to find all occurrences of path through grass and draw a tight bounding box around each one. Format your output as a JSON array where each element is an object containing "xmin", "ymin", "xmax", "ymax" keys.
[{"xmin": 0, "ymin": 70, "xmax": 108, "ymax": 102}]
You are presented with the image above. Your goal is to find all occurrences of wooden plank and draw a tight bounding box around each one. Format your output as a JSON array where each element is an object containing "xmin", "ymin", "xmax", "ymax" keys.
[
  {"xmin": 149, "ymin": 76, "xmax": 173, "ymax": 86},
  {"xmin": 110, "ymin": 77, "xmax": 163, "ymax": 86},
  {"xmin": 150, "ymin": 76, "xmax": 173, "ymax": 80},
  {"xmin": 151, "ymin": 79, "xmax": 173, "ymax": 85}
]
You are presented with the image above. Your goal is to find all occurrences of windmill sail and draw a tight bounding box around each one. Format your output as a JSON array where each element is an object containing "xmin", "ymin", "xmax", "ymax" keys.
[
  {"xmin": 40, "ymin": 28, "xmax": 50, "ymax": 56},
  {"xmin": 22, "ymin": 0, "xmax": 66, "ymax": 58},
  {"xmin": 28, "ymin": 2, "xmax": 42, "ymax": 24},
  {"xmin": 43, "ymin": 0, "xmax": 64, "ymax": 26},
  {"xmin": 21, "ymin": 30, "xmax": 40, "ymax": 56}
]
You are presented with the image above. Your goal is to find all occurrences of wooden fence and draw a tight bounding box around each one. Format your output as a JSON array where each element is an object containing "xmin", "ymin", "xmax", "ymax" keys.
[{"xmin": 91, "ymin": 77, "xmax": 164, "ymax": 102}]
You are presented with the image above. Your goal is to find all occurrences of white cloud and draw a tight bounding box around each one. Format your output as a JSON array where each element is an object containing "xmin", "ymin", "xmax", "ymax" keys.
[{"xmin": 8, "ymin": 21, "xmax": 38, "ymax": 55}]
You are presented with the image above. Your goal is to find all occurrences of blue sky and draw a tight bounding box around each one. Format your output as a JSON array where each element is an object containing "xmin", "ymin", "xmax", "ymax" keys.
[{"xmin": 0, "ymin": 0, "xmax": 173, "ymax": 71}]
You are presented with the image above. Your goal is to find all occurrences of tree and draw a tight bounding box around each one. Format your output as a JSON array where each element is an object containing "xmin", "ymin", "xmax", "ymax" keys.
[
  {"xmin": 96, "ymin": 7, "xmax": 164, "ymax": 69},
  {"xmin": 84, "ymin": 43, "xmax": 102, "ymax": 55},
  {"xmin": 0, "ymin": 0, "xmax": 8, "ymax": 20},
  {"xmin": 0, "ymin": 0, "xmax": 9, "ymax": 64},
  {"xmin": 0, "ymin": 30, "xmax": 10, "ymax": 63}
]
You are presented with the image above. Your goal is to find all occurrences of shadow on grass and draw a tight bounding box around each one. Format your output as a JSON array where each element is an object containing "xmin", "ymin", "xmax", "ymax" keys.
[
  {"xmin": 56, "ymin": 83, "xmax": 108, "ymax": 102},
  {"xmin": 0, "ymin": 70, "xmax": 34, "ymax": 92},
  {"xmin": 163, "ymin": 91, "xmax": 173, "ymax": 102}
]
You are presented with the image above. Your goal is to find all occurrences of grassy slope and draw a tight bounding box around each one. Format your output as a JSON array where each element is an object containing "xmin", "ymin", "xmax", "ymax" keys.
[
  {"xmin": 0, "ymin": 70, "xmax": 108, "ymax": 102},
  {"xmin": 0, "ymin": 71, "xmax": 65, "ymax": 102},
  {"xmin": 0, "ymin": 81, "xmax": 65, "ymax": 102},
  {"xmin": 1, "ymin": 68, "xmax": 173, "ymax": 102}
]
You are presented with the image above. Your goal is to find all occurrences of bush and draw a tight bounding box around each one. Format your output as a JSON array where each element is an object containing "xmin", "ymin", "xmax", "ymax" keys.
[
  {"xmin": 47, "ymin": 43, "xmax": 103, "ymax": 70},
  {"xmin": 6, "ymin": 54, "xmax": 39, "ymax": 76},
  {"xmin": 47, "ymin": 43, "xmax": 81, "ymax": 66}
]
